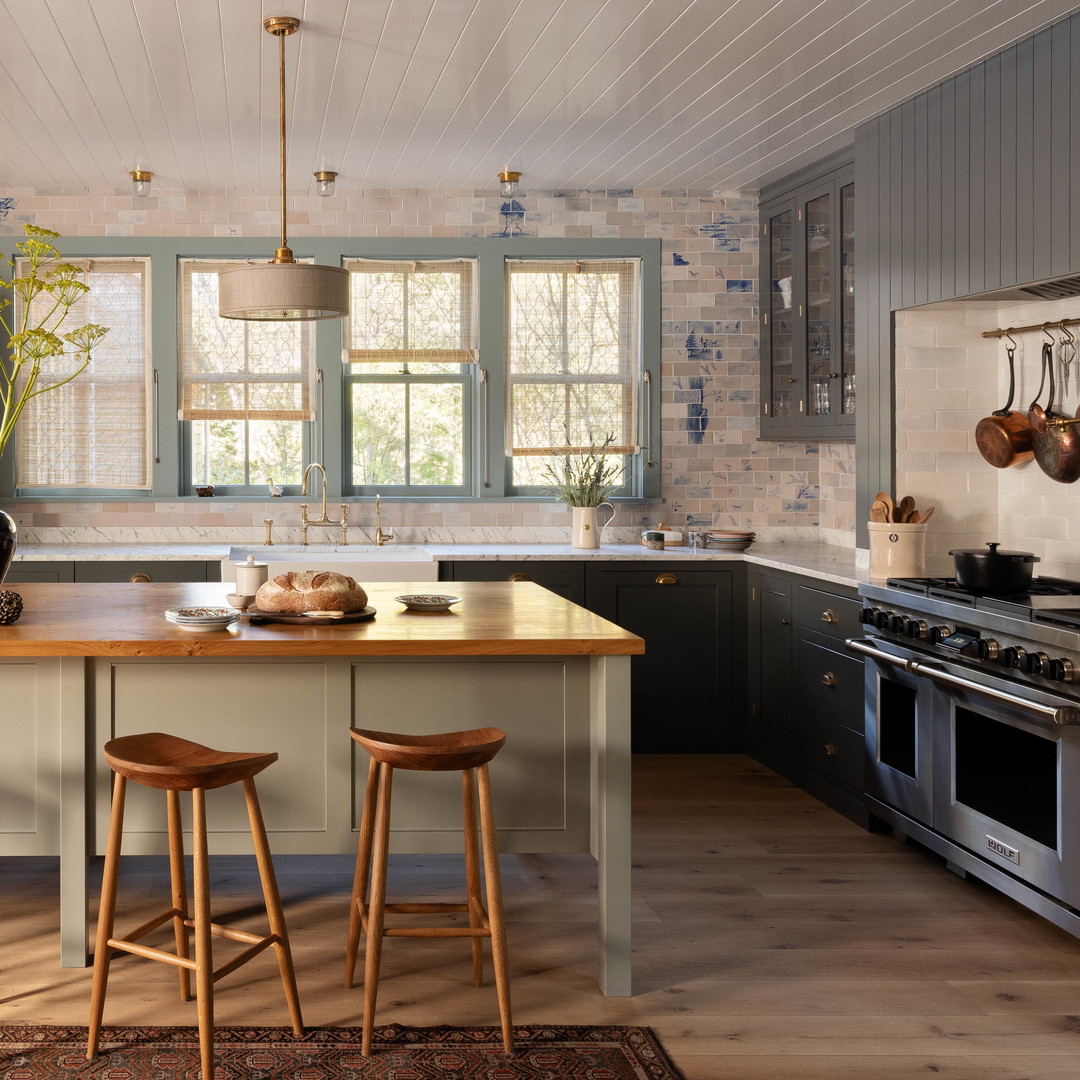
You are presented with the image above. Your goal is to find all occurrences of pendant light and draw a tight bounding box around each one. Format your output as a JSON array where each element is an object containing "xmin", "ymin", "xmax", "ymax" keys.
[{"xmin": 218, "ymin": 16, "xmax": 349, "ymax": 321}]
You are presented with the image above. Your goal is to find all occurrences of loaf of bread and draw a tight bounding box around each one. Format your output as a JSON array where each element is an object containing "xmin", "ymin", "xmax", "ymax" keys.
[{"xmin": 255, "ymin": 570, "xmax": 368, "ymax": 613}]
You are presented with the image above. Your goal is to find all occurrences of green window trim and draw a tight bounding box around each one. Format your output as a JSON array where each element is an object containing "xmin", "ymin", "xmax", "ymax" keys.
[{"xmin": 0, "ymin": 235, "xmax": 661, "ymax": 502}]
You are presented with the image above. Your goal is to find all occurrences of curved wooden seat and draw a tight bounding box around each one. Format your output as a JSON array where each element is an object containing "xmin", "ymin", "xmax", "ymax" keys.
[
  {"xmin": 104, "ymin": 732, "xmax": 278, "ymax": 791},
  {"xmin": 346, "ymin": 725, "xmax": 512, "ymax": 1056},
  {"xmin": 348, "ymin": 726, "xmax": 506, "ymax": 771}
]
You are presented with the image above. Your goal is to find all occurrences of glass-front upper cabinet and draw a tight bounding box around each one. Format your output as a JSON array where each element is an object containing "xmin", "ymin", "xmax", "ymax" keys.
[{"xmin": 760, "ymin": 160, "xmax": 854, "ymax": 440}]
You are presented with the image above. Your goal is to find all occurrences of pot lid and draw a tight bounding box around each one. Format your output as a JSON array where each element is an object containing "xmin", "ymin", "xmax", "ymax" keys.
[{"xmin": 948, "ymin": 542, "xmax": 1040, "ymax": 562}]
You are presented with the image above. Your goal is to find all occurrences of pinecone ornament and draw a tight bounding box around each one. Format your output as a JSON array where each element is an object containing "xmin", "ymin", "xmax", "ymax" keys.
[{"xmin": 0, "ymin": 590, "xmax": 23, "ymax": 625}]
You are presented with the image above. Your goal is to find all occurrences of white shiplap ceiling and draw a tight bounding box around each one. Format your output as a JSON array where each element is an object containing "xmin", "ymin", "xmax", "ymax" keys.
[{"xmin": 2, "ymin": 0, "xmax": 1079, "ymax": 196}]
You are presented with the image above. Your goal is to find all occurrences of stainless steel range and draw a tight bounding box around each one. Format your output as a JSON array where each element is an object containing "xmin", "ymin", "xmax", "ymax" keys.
[{"xmin": 849, "ymin": 575, "xmax": 1080, "ymax": 936}]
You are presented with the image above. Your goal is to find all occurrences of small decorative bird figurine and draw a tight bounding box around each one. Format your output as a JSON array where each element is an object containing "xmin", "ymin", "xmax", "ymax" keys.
[{"xmin": 267, "ymin": 477, "xmax": 282, "ymax": 497}]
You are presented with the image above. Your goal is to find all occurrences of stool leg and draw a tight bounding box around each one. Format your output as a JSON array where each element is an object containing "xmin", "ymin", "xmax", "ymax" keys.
[
  {"xmin": 361, "ymin": 762, "xmax": 393, "ymax": 1056},
  {"xmin": 462, "ymin": 768, "xmax": 484, "ymax": 987},
  {"xmin": 346, "ymin": 754, "xmax": 379, "ymax": 989},
  {"xmin": 191, "ymin": 787, "xmax": 215, "ymax": 1080},
  {"xmin": 243, "ymin": 777, "xmax": 304, "ymax": 1035},
  {"xmin": 87, "ymin": 772, "xmax": 126, "ymax": 1061},
  {"xmin": 477, "ymin": 763, "xmax": 513, "ymax": 1055},
  {"xmin": 166, "ymin": 789, "xmax": 192, "ymax": 1002}
]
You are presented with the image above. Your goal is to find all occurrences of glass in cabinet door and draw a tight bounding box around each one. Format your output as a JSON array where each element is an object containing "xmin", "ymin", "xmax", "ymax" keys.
[
  {"xmin": 805, "ymin": 192, "xmax": 833, "ymax": 418},
  {"xmin": 840, "ymin": 182, "xmax": 855, "ymax": 416},
  {"xmin": 768, "ymin": 208, "xmax": 794, "ymax": 420}
]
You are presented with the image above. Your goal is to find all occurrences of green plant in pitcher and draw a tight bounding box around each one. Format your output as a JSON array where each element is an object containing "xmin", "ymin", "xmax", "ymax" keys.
[
  {"xmin": 541, "ymin": 433, "xmax": 624, "ymax": 506},
  {"xmin": 0, "ymin": 225, "xmax": 109, "ymax": 456}
]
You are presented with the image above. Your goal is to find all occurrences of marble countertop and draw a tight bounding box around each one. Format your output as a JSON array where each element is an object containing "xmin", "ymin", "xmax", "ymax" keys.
[{"xmin": 11, "ymin": 540, "xmax": 870, "ymax": 589}]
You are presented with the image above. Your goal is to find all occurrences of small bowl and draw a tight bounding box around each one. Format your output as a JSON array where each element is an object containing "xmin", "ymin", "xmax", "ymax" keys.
[
  {"xmin": 395, "ymin": 593, "xmax": 461, "ymax": 613},
  {"xmin": 225, "ymin": 593, "xmax": 256, "ymax": 611}
]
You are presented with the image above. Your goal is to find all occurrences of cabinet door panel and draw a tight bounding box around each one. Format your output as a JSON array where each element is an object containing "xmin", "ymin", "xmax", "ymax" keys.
[
  {"xmin": 587, "ymin": 565, "xmax": 740, "ymax": 753},
  {"xmin": 75, "ymin": 561, "xmax": 212, "ymax": 583},
  {"xmin": 442, "ymin": 560, "xmax": 585, "ymax": 606}
]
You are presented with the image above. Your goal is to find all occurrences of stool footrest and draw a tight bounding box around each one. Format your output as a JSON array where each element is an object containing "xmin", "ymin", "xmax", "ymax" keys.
[
  {"xmin": 212, "ymin": 937, "xmax": 277, "ymax": 983},
  {"xmin": 108, "ymin": 939, "xmax": 196, "ymax": 970},
  {"xmin": 384, "ymin": 926, "xmax": 493, "ymax": 938},
  {"xmin": 116, "ymin": 906, "xmax": 184, "ymax": 946},
  {"xmin": 384, "ymin": 902, "xmax": 470, "ymax": 915}
]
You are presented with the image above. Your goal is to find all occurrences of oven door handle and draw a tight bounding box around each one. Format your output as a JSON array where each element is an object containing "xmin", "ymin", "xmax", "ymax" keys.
[{"xmin": 845, "ymin": 638, "xmax": 1080, "ymax": 726}]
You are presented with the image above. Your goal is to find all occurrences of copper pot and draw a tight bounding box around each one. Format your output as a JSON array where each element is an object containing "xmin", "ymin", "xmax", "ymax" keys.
[
  {"xmin": 1030, "ymin": 340, "xmax": 1080, "ymax": 483},
  {"xmin": 975, "ymin": 343, "xmax": 1033, "ymax": 467}
]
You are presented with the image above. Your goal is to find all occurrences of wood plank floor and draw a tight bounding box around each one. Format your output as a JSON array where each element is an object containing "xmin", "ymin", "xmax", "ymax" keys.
[{"xmin": 4, "ymin": 754, "xmax": 1080, "ymax": 1078}]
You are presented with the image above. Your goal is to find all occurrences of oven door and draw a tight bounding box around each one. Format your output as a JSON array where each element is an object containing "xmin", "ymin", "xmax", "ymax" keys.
[
  {"xmin": 861, "ymin": 638, "xmax": 938, "ymax": 825},
  {"xmin": 934, "ymin": 684, "xmax": 1080, "ymax": 909}
]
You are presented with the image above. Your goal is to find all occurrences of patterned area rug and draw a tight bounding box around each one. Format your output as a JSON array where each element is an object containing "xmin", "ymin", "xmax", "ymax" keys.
[{"xmin": 0, "ymin": 1022, "xmax": 687, "ymax": 1078}]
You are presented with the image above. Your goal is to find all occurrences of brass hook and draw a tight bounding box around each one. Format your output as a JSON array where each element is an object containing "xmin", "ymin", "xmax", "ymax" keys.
[
  {"xmin": 1059, "ymin": 320, "xmax": 1075, "ymax": 345},
  {"xmin": 1004, "ymin": 328, "xmax": 1018, "ymax": 351},
  {"xmin": 1042, "ymin": 322, "xmax": 1058, "ymax": 345}
]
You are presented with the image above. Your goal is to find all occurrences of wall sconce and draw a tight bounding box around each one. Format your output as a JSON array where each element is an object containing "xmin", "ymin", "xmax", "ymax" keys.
[
  {"xmin": 314, "ymin": 170, "xmax": 337, "ymax": 198},
  {"xmin": 130, "ymin": 170, "xmax": 153, "ymax": 198},
  {"xmin": 498, "ymin": 167, "xmax": 521, "ymax": 199}
]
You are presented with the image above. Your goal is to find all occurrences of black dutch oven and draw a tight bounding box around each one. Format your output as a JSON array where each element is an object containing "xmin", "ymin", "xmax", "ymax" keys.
[{"xmin": 949, "ymin": 542, "xmax": 1040, "ymax": 593}]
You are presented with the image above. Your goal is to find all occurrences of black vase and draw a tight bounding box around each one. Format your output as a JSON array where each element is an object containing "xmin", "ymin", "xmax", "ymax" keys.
[{"xmin": 0, "ymin": 508, "xmax": 15, "ymax": 587}]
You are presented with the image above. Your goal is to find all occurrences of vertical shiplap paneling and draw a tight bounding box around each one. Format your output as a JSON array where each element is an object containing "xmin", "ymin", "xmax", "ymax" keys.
[
  {"xmin": 1051, "ymin": 19, "xmax": 1072, "ymax": 276},
  {"xmin": 889, "ymin": 107, "xmax": 905, "ymax": 312},
  {"xmin": 1071, "ymin": 16, "xmax": 1080, "ymax": 270},
  {"xmin": 953, "ymin": 69, "xmax": 971, "ymax": 298},
  {"xmin": 1014, "ymin": 35, "xmax": 1035, "ymax": 285},
  {"xmin": 854, "ymin": 117, "xmax": 877, "ymax": 523},
  {"xmin": 914, "ymin": 92, "xmax": 929, "ymax": 306},
  {"xmin": 1000, "ymin": 42, "xmax": 1018, "ymax": 287},
  {"xmin": 1032, "ymin": 27, "xmax": 1054, "ymax": 282},
  {"xmin": 940, "ymin": 76, "xmax": 956, "ymax": 302},
  {"xmin": 927, "ymin": 83, "xmax": 943, "ymax": 303},
  {"xmin": 967, "ymin": 63, "xmax": 985, "ymax": 296},
  {"xmin": 983, "ymin": 52, "xmax": 1002, "ymax": 292},
  {"xmin": 901, "ymin": 98, "xmax": 917, "ymax": 309}
]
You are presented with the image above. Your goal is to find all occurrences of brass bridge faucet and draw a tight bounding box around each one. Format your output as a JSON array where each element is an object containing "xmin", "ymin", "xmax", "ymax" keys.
[
  {"xmin": 374, "ymin": 493, "xmax": 393, "ymax": 546},
  {"xmin": 299, "ymin": 462, "xmax": 349, "ymax": 545}
]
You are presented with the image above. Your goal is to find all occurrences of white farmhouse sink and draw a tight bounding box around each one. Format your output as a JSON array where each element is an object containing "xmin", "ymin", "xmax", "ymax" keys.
[{"xmin": 224, "ymin": 545, "xmax": 439, "ymax": 583}]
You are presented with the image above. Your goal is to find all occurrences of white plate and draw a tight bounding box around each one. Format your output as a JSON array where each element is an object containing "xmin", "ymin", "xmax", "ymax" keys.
[
  {"xmin": 165, "ymin": 606, "xmax": 238, "ymax": 622},
  {"xmin": 394, "ymin": 593, "xmax": 461, "ymax": 612},
  {"xmin": 165, "ymin": 609, "xmax": 239, "ymax": 631}
]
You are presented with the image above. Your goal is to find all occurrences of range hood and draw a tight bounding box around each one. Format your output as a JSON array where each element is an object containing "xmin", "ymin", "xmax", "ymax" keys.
[{"xmin": 963, "ymin": 274, "xmax": 1080, "ymax": 302}]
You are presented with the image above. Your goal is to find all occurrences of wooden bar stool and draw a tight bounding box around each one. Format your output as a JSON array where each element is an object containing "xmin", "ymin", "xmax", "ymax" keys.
[
  {"xmin": 345, "ymin": 726, "xmax": 512, "ymax": 1055},
  {"xmin": 87, "ymin": 732, "xmax": 304, "ymax": 1080}
]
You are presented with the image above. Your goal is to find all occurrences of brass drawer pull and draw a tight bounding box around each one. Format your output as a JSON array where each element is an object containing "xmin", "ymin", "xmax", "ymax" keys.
[
  {"xmin": 781, "ymin": 618, "xmax": 790, "ymax": 625},
  {"xmin": 823, "ymin": 742, "xmax": 838, "ymax": 757},
  {"xmin": 821, "ymin": 672, "xmax": 837, "ymax": 687},
  {"xmin": 820, "ymin": 608, "xmax": 837, "ymax": 623},
  {"xmin": 129, "ymin": 573, "xmax": 152, "ymax": 583},
  {"xmin": 656, "ymin": 573, "xmax": 678, "ymax": 584},
  {"xmin": 508, "ymin": 573, "xmax": 530, "ymax": 582}
]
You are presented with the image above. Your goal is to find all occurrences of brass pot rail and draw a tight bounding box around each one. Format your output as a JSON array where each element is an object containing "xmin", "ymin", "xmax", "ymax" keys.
[{"xmin": 982, "ymin": 318, "xmax": 1080, "ymax": 341}]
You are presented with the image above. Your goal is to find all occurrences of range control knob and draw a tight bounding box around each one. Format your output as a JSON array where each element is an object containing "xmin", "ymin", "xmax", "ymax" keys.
[
  {"xmin": 928, "ymin": 624, "xmax": 953, "ymax": 644},
  {"xmin": 1045, "ymin": 658, "xmax": 1076, "ymax": 683},
  {"xmin": 905, "ymin": 618, "xmax": 929, "ymax": 640},
  {"xmin": 1000, "ymin": 645, "xmax": 1027, "ymax": 669},
  {"xmin": 874, "ymin": 610, "xmax": 893, "ymax": 630},
  {"xmin": 860, "ymin": 606, "xmax": 877, "ymax": 625},
  {"xmin": 888, "ymin": 614, "xmax": 907, "ymax": 634},
  {"xmin": 1023, "ymin": 651, "xmax": 1049, "ymax": 675},
  {"xmin": 976, "ymin": 638, "xmax": 1000, "ymax": 661}
]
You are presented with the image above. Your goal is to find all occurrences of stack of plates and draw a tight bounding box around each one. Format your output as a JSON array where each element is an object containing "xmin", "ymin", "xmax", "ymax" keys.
[
  {"xmin": 164, "ymin": 606, "xmax": 240, "ymax": 632},
  {"xmin": 706, "ymin": 529, "xmax": 756, "ymax": 552}
]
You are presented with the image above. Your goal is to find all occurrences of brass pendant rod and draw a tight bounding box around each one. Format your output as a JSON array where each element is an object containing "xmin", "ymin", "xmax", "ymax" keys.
[
  {"xmin": 277, "ymin": 24, "xmax": 287, "ymax": 254},
  {"xmin": 982, "ymin": 317, "xmax": 1080, "ymax": 339}
]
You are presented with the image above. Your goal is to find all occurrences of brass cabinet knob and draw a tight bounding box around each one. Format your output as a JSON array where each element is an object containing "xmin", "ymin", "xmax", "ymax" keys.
[
  {"xmin": 823, "ymin": 742, "xmax": 838, "ymax": 757},
  {"xmin": 129, "ymin": 572, "xmax": 152, "ymax": 583},
  {"xmin": 655, "ymin": 573, "xmax": 678, "ymax": 584},
  {"xmin": 508, "ymin": 573, "xmax": 530, "ymax": 582},
  {"xmin": 781, "ymin": 618, "xmax": 791, "ymax": 625},
  {"xmin": 821, "ymin": 672, "xmax": 837, "ymax": 687},
  {"xmin": 820, "ymin": 608, "xmax": 837, "ymax": 623}
]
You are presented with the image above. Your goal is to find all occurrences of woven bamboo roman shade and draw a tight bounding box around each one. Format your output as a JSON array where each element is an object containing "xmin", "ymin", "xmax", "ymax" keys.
[
  {"xmin": 344, "ymin": 258, "xmax": 477, "ymax": 365},
  {"xmin": 505, "ymin": 258, "xmax": 640, "ymax": 457},
  {"xmin": 180, "ymin": 259, "xmax": 317, "ymax": 420},
  {"xmin": 16, "ymin": 257, "xmax": 151, "ymax": 489}
]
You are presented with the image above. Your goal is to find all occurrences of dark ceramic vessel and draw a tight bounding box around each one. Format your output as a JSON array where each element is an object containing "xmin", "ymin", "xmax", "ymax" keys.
[{"xmin": 0, "ymin": 508, "xmax": 15, "ymax": 587}]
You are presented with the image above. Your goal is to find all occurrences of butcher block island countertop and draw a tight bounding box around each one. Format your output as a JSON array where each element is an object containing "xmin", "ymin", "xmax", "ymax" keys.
[
  {"xmin": 0, "ymin": 579, "xmax": 638, "ymax": 996},
  {"xmin": 0, "ymin": 580, "xmax": 644, "ymax": 657}
]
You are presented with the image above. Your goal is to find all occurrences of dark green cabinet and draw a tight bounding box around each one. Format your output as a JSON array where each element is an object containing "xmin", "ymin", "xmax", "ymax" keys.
[
  {"xmin": 747, "ymin": 568, "xmax": 866, "ymax": 825},
  {"xmin": 5, "ymin": 560, "xmax": 220, "ymax": 584},
  {"xmin": 586, "ymin": 563, "xmax": 744, "ymax": 753},
  {"xmin": 440, "ymin": 560, "xmax": 585, "ymax": 606},
  {"xmin": 3, "ymin": 561, "xmax": 75, "ymax": 583}
]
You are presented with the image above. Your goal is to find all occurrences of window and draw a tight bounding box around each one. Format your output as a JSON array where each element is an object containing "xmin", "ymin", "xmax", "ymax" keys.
[
  {"xmin": 343, "ymin": 258, "xmax": 476, "ymax": 494},
  {"xmin": 16, "ymin": 257, "xmax": 151, "ymax": 490},
  {"xmin": 178, "ymin": 259, "xmax": 314, "ymax": 492},
  {"xmin": 505, "ymin": 258, "xmax": 641, "ymax": 491}
]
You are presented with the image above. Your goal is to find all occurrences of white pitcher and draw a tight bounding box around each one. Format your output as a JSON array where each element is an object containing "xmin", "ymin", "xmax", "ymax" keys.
[{"xmin": 571, "ymin": 501, "xmax": 616, "ymax": 549}]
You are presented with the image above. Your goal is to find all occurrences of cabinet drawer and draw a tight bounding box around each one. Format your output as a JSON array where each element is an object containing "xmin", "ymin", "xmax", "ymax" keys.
[
  {"xmin": 796, "ymin": 632, "xmax": 864, "ymax": 730},
  {"xmin": 790, "ymin": 707, "xmax": 865, "ymax": 791},
  {"xmin": 442, "ymin": 561, "xmax": 585, "ymax": 606},
  {"xmin": 797, "ymin": 585, "xmax": 861, "ymax": 640},
  {"xmin": 4, "ymin": 561, "xmax": 74, "ymax": 583},
  {"xmin": 74, "ymin": 561, "xmax": 211, "ymax": 583}
]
